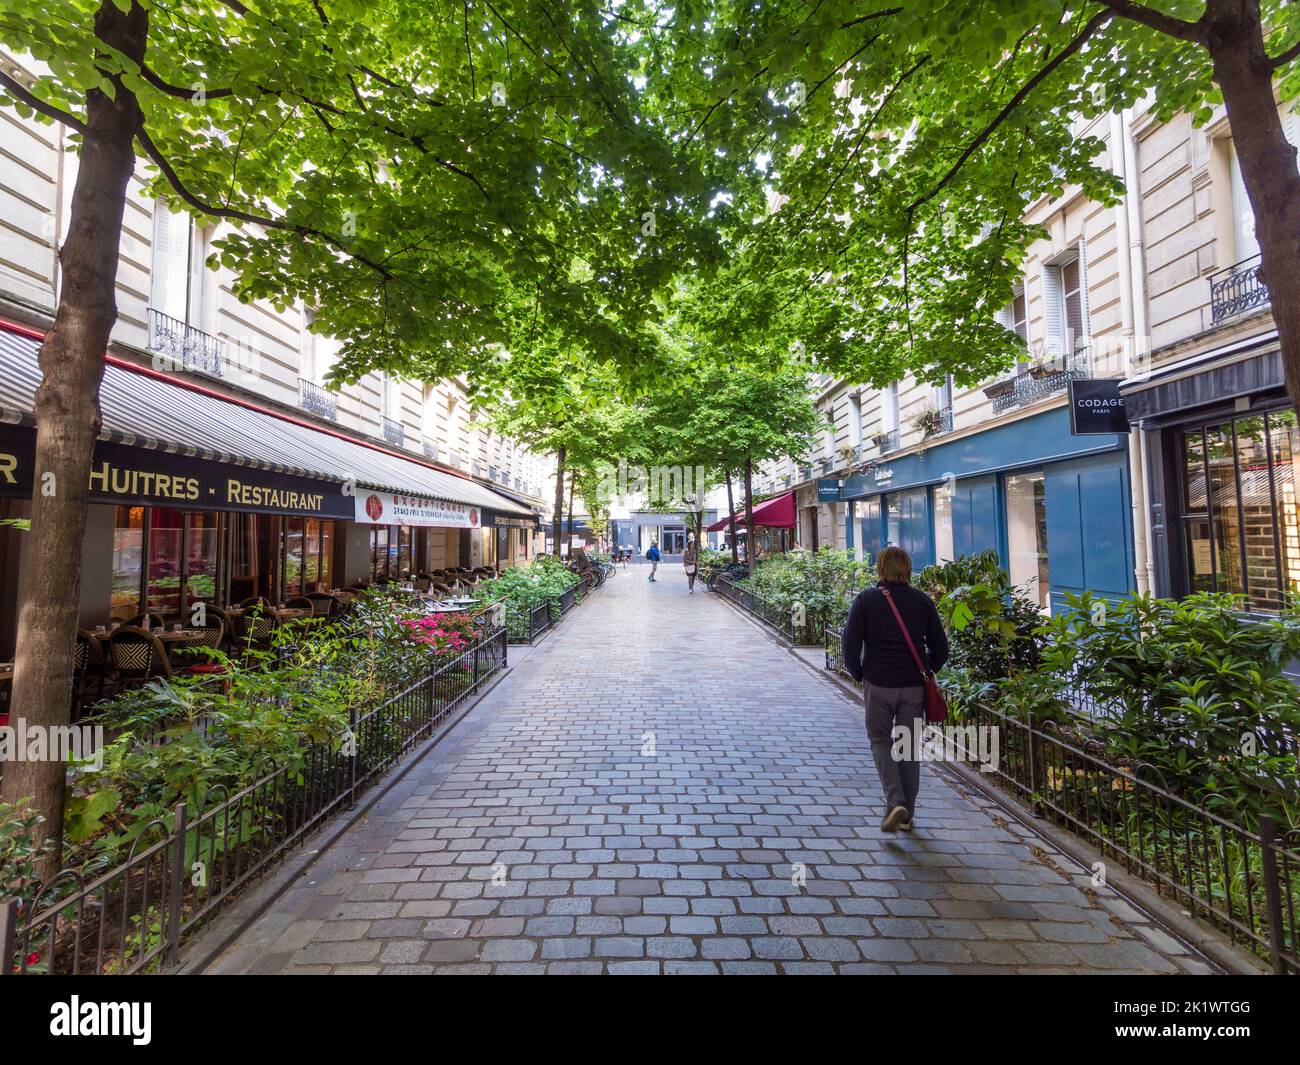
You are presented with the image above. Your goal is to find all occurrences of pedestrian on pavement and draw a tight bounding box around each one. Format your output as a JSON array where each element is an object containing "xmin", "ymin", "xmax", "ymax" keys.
[
  {"xmin": 646, "ymin": 541, "xmax": 661, "ymax": 582},
  {"xmin": 841, "ymin": 546, "xmax": 949, "ymax": 834},
  {"xmin": 683, "ymin": 537, "xmax": 699, "ymax": 593}
]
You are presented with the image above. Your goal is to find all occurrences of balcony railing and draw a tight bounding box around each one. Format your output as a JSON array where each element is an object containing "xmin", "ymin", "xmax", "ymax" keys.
[
  {"xmin": 1210, "ymin": 253, "xmax": 1269, "ymax": 324},
  {"xmin": 990, "ymin": 351, "xmax": 1093, "ymax": 414},
  {"xmin": 872, "ymin": 429, "xmax": 900, "ymax": 454},
  {"xmin": 147, "ymin": 308, "xmax": 225, "ymax": 377},
  {"xmin": 423, "ymin": 440, "xmax": 440, "ymax": 462},
  {"xmin": 381, "ymin": 416, "xmax": 404, "ymax": 447},
  {"xmin": 297, "ymin": 378, "xmax": 338, "ymax": 421}
]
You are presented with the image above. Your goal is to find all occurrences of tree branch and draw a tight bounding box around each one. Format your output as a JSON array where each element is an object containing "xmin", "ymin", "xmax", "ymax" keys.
[
  {"xmin": 908, "ymin": 10, "xmax": 1113, "ymax": 213},
  {"xmin": 0, "ymin": 69, "xmax": 87, "ymax": 133},
  {"xmin": 134, "ymin": 123, "xmax": 394, "ymax": 279},
  {"xmin": 1089, "ymin": 0, "xmax": 1203, "ymax": 42},
  {"xmin": 1270, "ymin": 38, "xmax": 1300, "ymax": 69}
]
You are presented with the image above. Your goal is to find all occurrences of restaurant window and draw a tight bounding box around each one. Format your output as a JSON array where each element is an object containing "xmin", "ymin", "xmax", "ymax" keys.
[
  {"xmin": 1005, "ymin": 471, "xmax": 1050, "ymax": 612},
  {"xmin": 283, "ymin": 517, "xmax": 335, "ymax": 596},
  {"xmin": 111, "ymin": 506, "xmax": 145, "ymax": 620},
  {"xmin": 229, "ymin": 513, "xmax": 273, "ymax": 603},
  {"xmin": 144, "ymin": 508, "xmax": 220, "ymax": 620},
  {"xmin": 397, "ymin": 526, "xmax": 412, "ymax": 577},
  {"xmin": 370, "ymin": 525, "xmax": 390, "ymax": 580},
  {"xmin": 1181, "ymin": 410, "xmax": 1299, "ymax": 612}
]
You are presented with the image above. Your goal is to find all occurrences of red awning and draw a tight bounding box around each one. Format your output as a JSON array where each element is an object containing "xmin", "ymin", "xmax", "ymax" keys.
[{"xmin": 707, "ymin": 491, "xmax": 797, "ymax": 532}]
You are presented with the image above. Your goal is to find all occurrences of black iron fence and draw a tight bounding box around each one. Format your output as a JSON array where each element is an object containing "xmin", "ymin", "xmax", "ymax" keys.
[
  {"xmin": 1, "ymin": 625, "xmax": 508, "ymax": 976},
  {"xmin": 824, "ymin": 624, "xmax": 1299, "ymax": 974},
  {"xmin": 497, "ymin": 573, "xmax": 597, "ymax": 645},
  {"xmin": 713, "ymin": 576, "xmax": 829, "ymax": 646}
]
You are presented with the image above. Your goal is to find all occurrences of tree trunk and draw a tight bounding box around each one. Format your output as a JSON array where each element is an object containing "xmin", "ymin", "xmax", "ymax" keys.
[
  {"xmin": 725, "ymin": 469, "xmax": 738, "ymax": 563},
  {"xmin": 566, "ymin": 468, "xmax": 576, "ymax": 556},
  {"xmin": 0, "ymin": 0, "xmax": 147, "ymax": 870},
  {"xmin": 551, "ymin": 445, "xmax": 566, "ymax": 557},
  {"xmin": 743, "ymin": 455, "xmax": 756, "ymax": 576},
  {"xmin": 1203, "ymin": 0, "xmax": 1300, "ymax": 408}
]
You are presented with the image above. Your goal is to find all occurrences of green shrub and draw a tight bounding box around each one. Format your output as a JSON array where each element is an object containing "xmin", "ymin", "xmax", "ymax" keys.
[
  {"xmin": 918, "ymin": 549, "xmax": 1044, "ymax": 683},
  {"xmin": 738, "ymin": 548, "xmax": 875, "ymax": 633},
  {"xmin": 1039, "ymin": 590, "xmax": 1300, "ymax": 823},
  {"xmin": 475, "ymin": 556, "xmax": 579, "ymax": 632}
]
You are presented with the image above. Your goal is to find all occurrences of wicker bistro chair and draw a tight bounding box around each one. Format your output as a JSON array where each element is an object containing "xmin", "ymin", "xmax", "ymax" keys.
[
  {"xmin": 73, "ymin": 628, "xmax": 114, "ymax": 718},
  {"xmin": 233, "ymin": 603, "xmax": 277, "ymax": 654},
  {"xmin": 283, "ymin": 596, "xmax": 315, "ymax": 612},
  {"xmin": 305, "ymin": 592, "xmax": 340, "ymax": 618},
  {"xmin": 106, "ymin": 626, "xmax": 172, "ymax": 686}
]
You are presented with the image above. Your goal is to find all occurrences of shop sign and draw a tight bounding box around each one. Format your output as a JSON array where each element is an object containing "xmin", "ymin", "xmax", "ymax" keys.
[
  {"xmin": 0, "ymin": 424, "xmax": 351, "ymax": 518},
  {"xmin": 1069, "ymin": 379, "xmax": 1130, "ymax": 435},
  {"xmin": 816, "ymin": 479, "xmax": 842, "ymax": 503},
  {"xmin": 354, "ymin": 489, "xmax": 481, "ymax": 528}
]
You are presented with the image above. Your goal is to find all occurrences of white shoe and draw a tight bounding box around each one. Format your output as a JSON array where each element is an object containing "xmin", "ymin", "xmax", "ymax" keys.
[{"xmin": 881, "ymin": 805, "xmax": 910, "ymax": 833}]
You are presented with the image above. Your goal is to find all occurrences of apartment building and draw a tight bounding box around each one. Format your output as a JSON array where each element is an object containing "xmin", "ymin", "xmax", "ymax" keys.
[
  {"xmin": 758, "ymin": 95, "xmax": 1299, "ymax": 616},
  {"xmin": 0, "ymin": 54, "xmax": 552, "ymax": 655}
]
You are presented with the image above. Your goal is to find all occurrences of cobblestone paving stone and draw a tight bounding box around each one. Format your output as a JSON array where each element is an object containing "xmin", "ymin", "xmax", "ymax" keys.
[{"xmin": 206, "ymin": 566, "xmax": 1214, "ymax": 975}]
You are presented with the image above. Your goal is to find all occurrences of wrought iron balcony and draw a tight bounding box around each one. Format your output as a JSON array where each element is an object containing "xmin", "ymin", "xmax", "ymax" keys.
[
  {"xmin": 1210, "ymin": 254, "xmax": 1269, "ymax": 323},
  {"xmin": 422, "ymin": 440, "xmax": 440, "ymax": 462},
  {"xmin": 297, "ymin": 378, "xmax": 338, "ymax": 421},
  {"xmin": 147, "ymin": 308, "xmax": 225, "ymax": 377},
  {"xmin": 872, "ymin": 429, "xmax": 901, "ymax": 454},
  {"xmin": 990, "ymin": 352, "xmax": 1093, "ymax": 414},
  {"xmin": 381, "ymin": 416, "xmax": 404, "ymax": 447}
]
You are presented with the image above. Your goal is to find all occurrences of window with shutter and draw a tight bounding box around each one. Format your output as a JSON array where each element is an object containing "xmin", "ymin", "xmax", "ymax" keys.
[
  {"xmin": 883, "ymin": 383, "xmax": 899, "ymax": 433},
  {"xmin": 149, "ymin": 202, "xmax": 191, "ymax": 322},
  {"xmin": 1041, "ymin": 263, "xmax": 1065, "ymax": 361},
  {"xmin": 1228, "ymin": 140, "xmax": 1261, "ymax": 263},
  {"xmin": 1063, "ymin": 258, "xmax": 1084, "ymax": 354}
]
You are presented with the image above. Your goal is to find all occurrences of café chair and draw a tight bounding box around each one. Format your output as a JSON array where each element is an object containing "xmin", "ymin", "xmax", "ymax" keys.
[
  {"xmin": 73, "ymin": 628, "xmax": 115, "ymax": 718},
  {"xmin": 233, "ymin": 602, "xmax": 277, "ymax": 652},
  {"xmin": 283, "ymin": 595, "xmax": 314, "ymax": 614},
  {"xmin": 238, "ymin": 596, "xmax": 271, "ymax": 612},
  {"xmin": 305, "ymin": 592, "xmax": 340, "ymax": 618},
  {"xmin": 107, "ymin": 626, "xmax": 172, "ymax": 686}
]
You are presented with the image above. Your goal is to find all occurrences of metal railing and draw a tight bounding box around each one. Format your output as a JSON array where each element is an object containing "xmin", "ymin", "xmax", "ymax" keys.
[
  {"xmin": 713, "ymin": 575, "xmax": 830, "ymax": 645},
  {"xmin": 147, "ymin": 308, "xmax": 226, "ymax": 377},
  {"xmin": 297, "ymin": 378, "xmax": 338, "ymax": 421},
  {"xmin": 872, "ymin": 429, "xmax": 900, "ymax": 454},
  {"xmin": 1210, "ymin": 253, "xmax": 1269, "ymax": 323},
  {"xmin": 381, "ymin": 416, "xmax": 405, "ymax": 447},
  {"xmin": 822, "ymin": 622, "xmax": 1299, "ymax": 974},
  {"xmin": 2, "ymin": 626, "xmax": 508, "ymax": 976},
  {"xmin": 990, "ymin": 351, "xmax": 1093, "ymax": 414}
]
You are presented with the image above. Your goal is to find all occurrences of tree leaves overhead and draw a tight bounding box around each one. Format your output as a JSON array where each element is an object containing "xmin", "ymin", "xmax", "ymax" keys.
[{"xmin": 5, "ymin": 0, "xmax": 1298, "ymax": 396}]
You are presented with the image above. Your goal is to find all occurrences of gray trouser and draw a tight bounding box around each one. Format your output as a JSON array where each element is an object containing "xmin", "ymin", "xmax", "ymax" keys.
[
  {"xmin": 649, "ymin": 560, "xmax": 658, "ymax": 579},
  {"xmin": 865, "ymin": 684, "xmax": 926, "ymax": 816}
]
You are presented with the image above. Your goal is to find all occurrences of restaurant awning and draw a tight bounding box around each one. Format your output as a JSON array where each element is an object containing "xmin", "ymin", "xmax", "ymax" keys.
[
  {"xmin": 707, "ymin": 491, "xmax": 797, "ymax": 531},
  {"xmin": 0, "ymin": 322, "xmax": 534, "ymax": 520}
]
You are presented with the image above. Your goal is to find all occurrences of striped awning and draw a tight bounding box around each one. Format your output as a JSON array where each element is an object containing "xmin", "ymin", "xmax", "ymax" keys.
[{"xmin": 0, "ymin": 324, "xmax": 533, "ymax": 517}]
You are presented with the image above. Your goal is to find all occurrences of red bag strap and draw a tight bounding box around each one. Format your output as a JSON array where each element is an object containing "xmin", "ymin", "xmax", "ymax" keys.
[{"xmin": 879, "ymin": 587, "xmax": 931, "ymax": 681}]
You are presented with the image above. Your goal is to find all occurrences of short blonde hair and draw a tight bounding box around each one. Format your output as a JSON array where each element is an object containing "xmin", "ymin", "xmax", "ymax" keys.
[{"xmin": 876, "ymin": 546, "xmax": 912, "ymax": 583}]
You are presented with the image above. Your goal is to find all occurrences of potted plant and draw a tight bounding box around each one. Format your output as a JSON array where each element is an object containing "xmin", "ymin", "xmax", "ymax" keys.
[{"xmin": 912, "ymin": 407, "xmax": 945, "ymax": 438}]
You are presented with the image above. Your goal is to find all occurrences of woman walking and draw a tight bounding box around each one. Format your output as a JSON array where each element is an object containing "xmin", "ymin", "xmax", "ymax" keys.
[
  {"xmin": 840, "ymin": 547, "xmax": 948, "ymax": 833},
  {"xmin": 683, "ymin": 537, "xmax": 699, "ymax": 593}
]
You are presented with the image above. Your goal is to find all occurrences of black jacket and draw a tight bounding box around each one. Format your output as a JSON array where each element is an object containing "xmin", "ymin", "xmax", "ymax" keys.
[{"xmin": 841, "ymin": 581, "xmax": 949, "ymax": 688}]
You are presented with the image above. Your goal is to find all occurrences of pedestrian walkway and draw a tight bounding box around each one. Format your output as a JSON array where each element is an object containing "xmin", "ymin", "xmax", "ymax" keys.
[{"xmin": 205, "ymin": 568, "xmax": 1212, "ymax": 974}]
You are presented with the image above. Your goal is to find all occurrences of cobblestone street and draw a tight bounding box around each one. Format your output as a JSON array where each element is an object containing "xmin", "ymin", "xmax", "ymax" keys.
[{"xmin": 206, "ymin": 567, "xmax": 1211, "ymax": 975}]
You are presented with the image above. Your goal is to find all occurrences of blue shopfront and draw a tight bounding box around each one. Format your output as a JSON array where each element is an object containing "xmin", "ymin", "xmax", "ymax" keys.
[{"xmin": 840, "ymin": 407, "xmax": 1135, "ymax": 612}]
